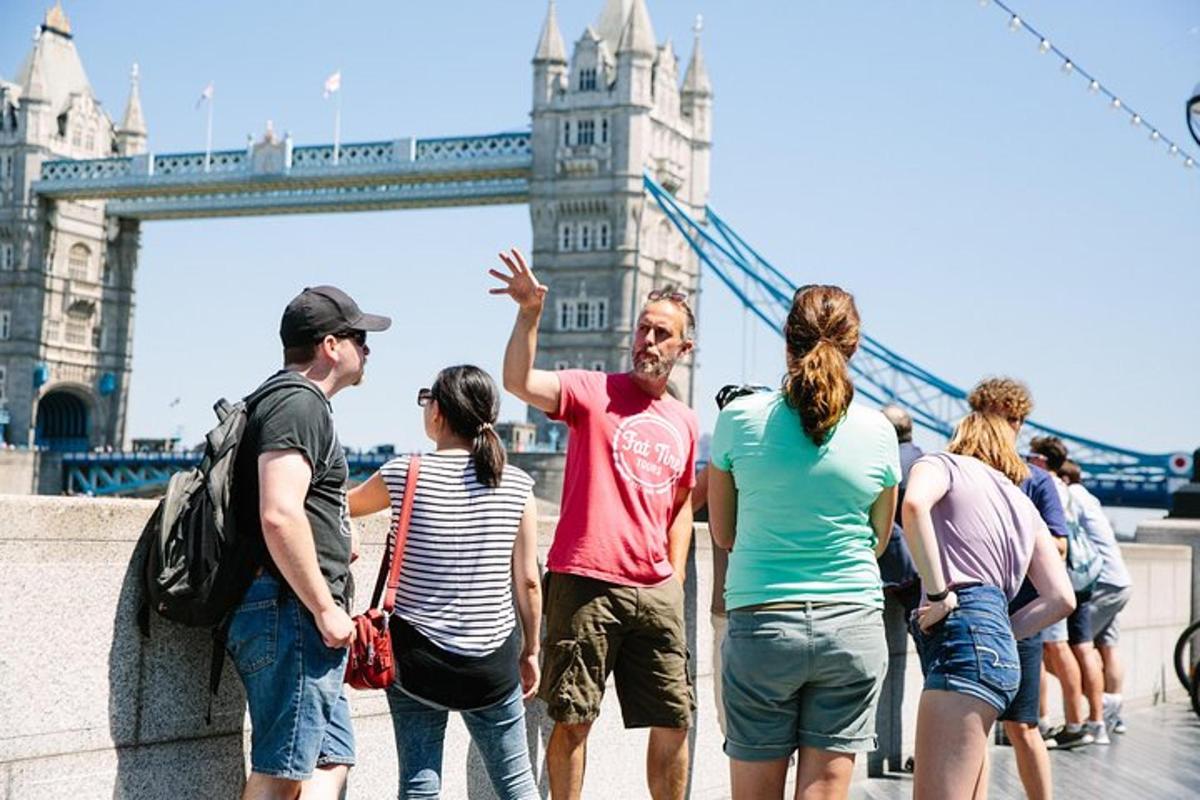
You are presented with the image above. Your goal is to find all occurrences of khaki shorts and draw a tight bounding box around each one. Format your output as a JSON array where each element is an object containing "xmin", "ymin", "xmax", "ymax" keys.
[{"xmin": 539, "ymin": 571, "xmax": 695, "ymax": 729}]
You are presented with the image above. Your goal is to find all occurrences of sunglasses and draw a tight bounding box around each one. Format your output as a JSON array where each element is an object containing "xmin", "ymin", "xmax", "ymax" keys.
[
  {"xmin": 647, "ymin": 288, "xmax": 689, "ymax": 304},
  {"xmin": 417, "ymin": 387, "xmax": 433, "ymax": 408},
  {"xmin": 333, "ymin": 329, "xmax": 367, "ymax": 348}
]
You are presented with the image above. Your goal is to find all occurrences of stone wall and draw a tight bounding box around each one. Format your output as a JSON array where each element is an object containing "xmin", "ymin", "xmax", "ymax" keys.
[{"xmin": 0, "ymin": 496, "xmax": 1191, "ymax": 799}]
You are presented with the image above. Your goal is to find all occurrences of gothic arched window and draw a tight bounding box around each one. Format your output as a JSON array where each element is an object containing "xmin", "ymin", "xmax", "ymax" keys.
[{"xmin": 68, "ymin": 243, "xmax": 91, "ymax": 281}]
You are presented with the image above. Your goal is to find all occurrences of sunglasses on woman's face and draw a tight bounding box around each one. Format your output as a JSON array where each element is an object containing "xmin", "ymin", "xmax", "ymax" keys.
[{"xmin": 417, "ymin": 388, "xmax": 433, "ymax": 408}]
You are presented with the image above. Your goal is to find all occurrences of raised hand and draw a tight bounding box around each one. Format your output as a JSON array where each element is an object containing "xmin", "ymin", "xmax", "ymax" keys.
[{"xmin": 488, "ymin": 247, "xmax": 547, "ymax": 314}]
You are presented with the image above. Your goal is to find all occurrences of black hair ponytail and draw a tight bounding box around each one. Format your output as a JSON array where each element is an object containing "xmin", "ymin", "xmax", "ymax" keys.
[{"xmin": 430, "ymin": 365, "xmax": 506, "ymax": 487}]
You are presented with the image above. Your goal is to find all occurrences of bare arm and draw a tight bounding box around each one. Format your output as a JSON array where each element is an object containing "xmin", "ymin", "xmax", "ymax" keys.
[
  {"xmin": 901, "ymin": 460, "xmax": 954, "ymax": 631},
  {"xmin": 488, "ymin": 248, "xmax": 561, "ymax": 414},
  {"xmin": 348, "ymin": 471, "xmax": 389, "ymax": 517},
  {"xmin": 512, "ymin": 495, "xmax": 542, "ymax": 698},
  {"xmin": 870, "ymin": 484, "xmax": 898, "ymax": 558},
  {"xmin": 258, "ymin": 450, "xmax": 354, "ymax": 648},
  {"xmin": 1010, "ymin": 528, "xmax": 1076, "ymax": 640},
  {"xmin": 707, "ymin": 465, "xmax": 737, "ymax": 550},
  {"xmin": 667, "ymin": 484, "xmax": 694, "ymax": 584}
]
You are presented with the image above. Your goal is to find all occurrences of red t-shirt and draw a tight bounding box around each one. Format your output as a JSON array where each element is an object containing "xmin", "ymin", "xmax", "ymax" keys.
[{"xmin": 547, "ymin": 370, "xmax": 698, "ymax": 586}]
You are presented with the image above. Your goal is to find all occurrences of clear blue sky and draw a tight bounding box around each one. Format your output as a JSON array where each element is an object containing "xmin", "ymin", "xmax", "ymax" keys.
[{"xmin": 4, "ymin": 0, "xmax": 1198, "ymax": 456}]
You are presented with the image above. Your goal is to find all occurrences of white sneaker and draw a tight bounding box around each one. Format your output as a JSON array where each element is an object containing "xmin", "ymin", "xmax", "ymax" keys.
[
  {"xmin": 1102, "ymin": 694, "xmax": 1123, "ymax": 732},
  {"xmin": 1087, "ymin": 721, "xmax": 1110, "ymax": 745}
]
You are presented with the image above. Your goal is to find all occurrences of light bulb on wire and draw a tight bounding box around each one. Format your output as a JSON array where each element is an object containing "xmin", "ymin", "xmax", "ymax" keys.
[
  {"xmin": 1061, "ymin": 60, "xmax": 1074, "ymax": 74},
  {"xmin": 1088, "ymin": 80, "xmax": 1100, "ymax": 93},
  {"xmin": 1150, "ymin": 130, "xmax": 1160, "ymax": 142},
  {"xmin": 1110, "ymin": 98, "xmax": 1122, "ymax": 110},
  {"xmin": 1009, "ymin": 15, "xmax": 1022, "ymax": 32},
  {"xmin": 1131, "ymin": 114, "xmax": 1141, "ymax": 127},
  {"xmin": 1039, "ymin": 39, "xmax": 1051, "ymax": 54}
]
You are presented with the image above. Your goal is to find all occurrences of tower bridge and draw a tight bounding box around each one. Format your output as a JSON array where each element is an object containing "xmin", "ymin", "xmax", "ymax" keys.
[{"xmin": 0, "ymin": 1, "xmax": 1186, "ymax": 506}]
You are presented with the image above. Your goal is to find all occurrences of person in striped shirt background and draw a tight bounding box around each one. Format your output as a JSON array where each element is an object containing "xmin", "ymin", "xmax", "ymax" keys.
[{"xmin": 349, "ymin": 364, "xmax": 542, "ymax": 800}]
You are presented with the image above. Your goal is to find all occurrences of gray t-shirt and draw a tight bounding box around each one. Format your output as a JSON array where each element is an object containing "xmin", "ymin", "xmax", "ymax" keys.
[
  {"xmin": 921, "ymin": 452, "xmax": 1046, "ymax": 601},
  {"xmin": 235, "ymin": 371, "xmax": 353, "ymax": 609}
]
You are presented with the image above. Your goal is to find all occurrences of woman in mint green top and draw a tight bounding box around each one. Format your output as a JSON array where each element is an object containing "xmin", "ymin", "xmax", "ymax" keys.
[
  {"xmin": 707, "ymin": 285, "xmax": 899, "ymax": 800},
  {"xmin": 711, "ymin": 396, "xmax": 899, "ymax": 609}
]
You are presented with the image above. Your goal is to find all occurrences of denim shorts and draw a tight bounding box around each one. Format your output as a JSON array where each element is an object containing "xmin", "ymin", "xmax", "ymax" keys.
[
  {"xmin": 1043, "ymin": 591, "xmax": 1093, "ymax": 645},
  {"xmin": 722, "ymin": 603, "xmax": 886, "ymax": 760},
  {"xmin": 998, "ymin": 634, "xmax": 1043, "ymax": 724},
  {"xmin": 226, "ymin": 574, "xmax": 356, "ymax": 780},
  {"xmin": 910, "ymin": 584, "xmax": 1021, "ymax": 714}
]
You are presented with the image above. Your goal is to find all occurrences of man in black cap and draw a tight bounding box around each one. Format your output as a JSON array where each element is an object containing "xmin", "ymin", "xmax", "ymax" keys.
[{"xmin": 228, "ymin": 285, "xmax": 389, "ymax": 800}]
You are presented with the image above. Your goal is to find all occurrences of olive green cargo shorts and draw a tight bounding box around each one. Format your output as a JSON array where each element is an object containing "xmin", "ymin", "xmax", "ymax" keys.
[{"xmin": 539, "ymin": 571, "xmax": 695, "ymax": 729}]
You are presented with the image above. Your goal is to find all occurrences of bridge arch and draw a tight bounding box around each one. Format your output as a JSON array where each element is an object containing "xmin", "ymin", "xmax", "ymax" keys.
[{"xmin": 35, "ymin": 385, "xmax": 94, "ymax": 451}]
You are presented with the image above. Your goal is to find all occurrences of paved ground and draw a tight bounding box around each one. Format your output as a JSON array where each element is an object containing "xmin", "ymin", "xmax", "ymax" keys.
[{"xmin": 847, "ymin": 701, "xmax": 1200, "ymax": 799}]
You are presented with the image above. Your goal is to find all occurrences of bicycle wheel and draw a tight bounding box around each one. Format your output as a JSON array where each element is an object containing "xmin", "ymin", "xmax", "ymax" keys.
[
  {"xmin": 1192, "ymin": 659, "xmax": 1200, "ymax": 719},
  {"xmin": 1174, "ymin": 618, "xmax": 1200, "ymax": 695}
]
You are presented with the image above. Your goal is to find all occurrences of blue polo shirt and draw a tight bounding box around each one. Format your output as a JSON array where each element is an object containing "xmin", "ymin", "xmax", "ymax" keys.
[{"xmin": 1009, "ymin": 463, "xmax": 1069, "ymax": 615}]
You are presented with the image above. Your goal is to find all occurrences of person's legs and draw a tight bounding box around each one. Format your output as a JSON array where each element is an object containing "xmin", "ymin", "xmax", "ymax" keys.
[
  {"xmin": 1043, "ymin": 641, "xmax": 1085, "ymax": 725},
  {"xmin": 386, "ymin": 686, "xmax": 450, "ymax": 799},
  {"xmin": 1000, "ymin": 636, "xmax": 1052, "ymax": 800},
  {"xmin": 1098, "ymin": 644, "xmax": 1124, "ymax": 693},
  {"xmin": 538, "ymin": 573, "xmax": 624, "ymax": 800},
  {"xmin": 973, "ymin": 748, "xmax": 989, "ymax": 800},
  {"xmin": 730, "ymin": 757, "xmax": 789, "ymax": 800},
  {"xmin": 546, "ymin": 722, "xmax": 592, "ymax": 800},
  {"xmin": 242, "ymin": 774, "xmax": 301, "ymax": 800},
  {"xmin": 1003, "ymin": 722, "xmax": 1052, "ymax": 800},
  {"xmin": 793, "ymin": 747, "xmax": 855, "ymax": 800},
  {"xmin": 613, "ymin": 579, "xmax": 693, "ymax": 800},
  {"xmin": 299, "ymin": 767, "xmax": 348, "ymax": 800},
  {"xmin": 461, "ymin": 685, "xmax": 539, "ymax": 800},
  {"xmin": 1073, "ymin": 642, "xmax": 1104, "ymax": 724},
  {"xmin": 647, "ymin": 727, "xmax": 689, "ymax": 800},
  {"xmin": 228, "ymin": 575, "xmax": 354, "ymax": 797},
  {"xmin": 913, "ymin": 690, "xmax": 997, "ymax": 800}
]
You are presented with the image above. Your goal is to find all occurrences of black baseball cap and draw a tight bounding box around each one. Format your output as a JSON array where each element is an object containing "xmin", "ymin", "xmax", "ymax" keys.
[{"xmin": 280, "ymin": 285, "xmax": 391, "ymax": 347}]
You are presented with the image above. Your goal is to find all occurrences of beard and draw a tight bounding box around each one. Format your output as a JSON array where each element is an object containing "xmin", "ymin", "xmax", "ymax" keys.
[{"xmin": 633, "ymin": 350, "xmax": 675, "ymax": 378}]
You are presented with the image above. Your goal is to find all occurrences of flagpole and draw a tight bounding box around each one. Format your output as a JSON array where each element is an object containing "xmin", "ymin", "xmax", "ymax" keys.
[
  {"xmin": 333, "ymin": 87, "xmax": 342, "ymax": 166},
  {"xmin": 204, "ymin": 93, "xmax": 214, "ymax": 173}
]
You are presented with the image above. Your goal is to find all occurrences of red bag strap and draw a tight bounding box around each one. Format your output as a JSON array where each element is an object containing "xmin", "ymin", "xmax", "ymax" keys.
[{"xmin": 370, "ymin": 454, "xmax": 421, "ymax": 614}]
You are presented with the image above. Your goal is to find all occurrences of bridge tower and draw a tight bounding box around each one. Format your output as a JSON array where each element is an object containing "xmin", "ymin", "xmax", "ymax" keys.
[
  {"xmin": 529, "ymin": 0, "xmax": 712, "ymax": 438},
  {"xmin": 0, "ymin": 3, "xmax": 143, "ymax": 449}
]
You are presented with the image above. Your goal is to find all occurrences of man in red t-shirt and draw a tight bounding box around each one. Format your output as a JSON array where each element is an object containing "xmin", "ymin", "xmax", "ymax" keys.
[{"xmin": 489, "ymin": 248, "xmax": 698, "ymax": 800}]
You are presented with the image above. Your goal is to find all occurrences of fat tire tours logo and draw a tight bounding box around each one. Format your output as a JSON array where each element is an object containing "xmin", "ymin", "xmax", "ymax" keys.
[{"xmin": 611, "ymin": 413, "xmax": 686, "ymax": 495}]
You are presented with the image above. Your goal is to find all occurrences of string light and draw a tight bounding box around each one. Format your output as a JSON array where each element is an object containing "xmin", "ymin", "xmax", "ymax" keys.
[{"xmin": 980, "ymin": 0, "xmax": 1200, "ymax": 178}]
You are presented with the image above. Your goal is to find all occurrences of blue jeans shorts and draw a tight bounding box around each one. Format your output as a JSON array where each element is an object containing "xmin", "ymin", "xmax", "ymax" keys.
[
  {"xmin": 722, "ymin": 603, "xmax": 887, "ymax": 760},
  {"xmin": 226, "ymin": 573, "xmax": 356, "ymax": 780},
  {"xmin": 1043, "ymin": 591, "xmax": 1093, "ymax": 644},
  {"xmin": 910, "ymin": 584, "xmax": 1021, "ymax": 714},
  {"xmin": 998, "ymin": 633, "xmax": 1043, "ymax": 724}
]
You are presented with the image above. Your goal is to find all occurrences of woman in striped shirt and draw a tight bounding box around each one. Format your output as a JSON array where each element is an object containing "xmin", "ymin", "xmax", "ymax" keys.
[{"xmin": 349, "ymin": 365, "xmax": 541, "ymax": 800}]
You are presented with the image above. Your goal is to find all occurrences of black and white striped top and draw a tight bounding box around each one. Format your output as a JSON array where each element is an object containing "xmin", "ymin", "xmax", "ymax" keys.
[{"xmin": 380, "ymin": 452, "xmax": 535, "ymax": 656}]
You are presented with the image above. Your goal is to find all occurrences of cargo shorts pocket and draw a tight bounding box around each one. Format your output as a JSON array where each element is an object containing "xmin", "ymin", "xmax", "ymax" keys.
[
  {"xmin": 970, "ymin": 625, "xmax": 1021, "ymax": 695},
  {"xmin": 226, "ymin": 597, "xmax": 279, "ymax": 676}
]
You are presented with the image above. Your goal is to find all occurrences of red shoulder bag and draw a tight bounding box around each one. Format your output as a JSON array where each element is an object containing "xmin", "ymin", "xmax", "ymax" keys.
[{"xmin": 345, "ymin": 455, "xmax": 420, "ymax": 690}]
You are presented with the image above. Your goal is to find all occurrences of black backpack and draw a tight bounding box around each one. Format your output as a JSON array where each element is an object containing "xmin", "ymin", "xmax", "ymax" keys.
[{"xmin": 136, "ymin": 377, "xmax": 325, "ymax": 717}]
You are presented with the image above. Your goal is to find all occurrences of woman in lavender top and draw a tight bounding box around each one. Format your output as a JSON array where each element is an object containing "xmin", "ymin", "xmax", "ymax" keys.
[{"xmin": 902, "ymin": 412, "xmax": 1074, "ymax": 800}]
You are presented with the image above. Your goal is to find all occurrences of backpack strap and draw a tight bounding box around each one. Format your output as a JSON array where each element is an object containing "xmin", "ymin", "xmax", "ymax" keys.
[{"xmin": 369, "ymin": 455, "xmax": 421, "ymax": 614}]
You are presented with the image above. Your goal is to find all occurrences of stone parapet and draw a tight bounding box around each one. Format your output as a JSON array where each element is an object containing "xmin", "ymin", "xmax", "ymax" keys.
[{"xmin": 0, "ymin": 496, "xmax": 1191, "ymax": 798}]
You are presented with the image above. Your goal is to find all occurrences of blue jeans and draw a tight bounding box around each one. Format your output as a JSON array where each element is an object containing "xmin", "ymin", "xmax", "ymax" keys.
[
  {"xmin": 910, "ymin": 584, "xmax": 1021, "ymax": 714},
  {"xmin": 387, "ymin": 683, "xmax": 538, "ymax": 799},
  {"xmin": 226, "ymin": 573, "xmax": 355, "ymax": 780}
]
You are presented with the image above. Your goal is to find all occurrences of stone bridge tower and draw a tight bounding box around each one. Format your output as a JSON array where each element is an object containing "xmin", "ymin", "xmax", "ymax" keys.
[
  {"xmin": 0, "ymin": 3, "xmax": 144, "ymax": 449},
  {"xmin": 529, "ymin": 0, "xmax": 712, "ymax": 438}
]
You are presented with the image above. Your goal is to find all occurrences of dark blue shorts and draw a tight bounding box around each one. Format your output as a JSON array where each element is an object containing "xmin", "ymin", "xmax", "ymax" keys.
[
  {"xmin": 998, "ymin": 633, "xmax": 1043, "ymax": 724},
  {"xmin": 910, "ymin": 584, "xmax": 1021, "ymax": 714}
]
